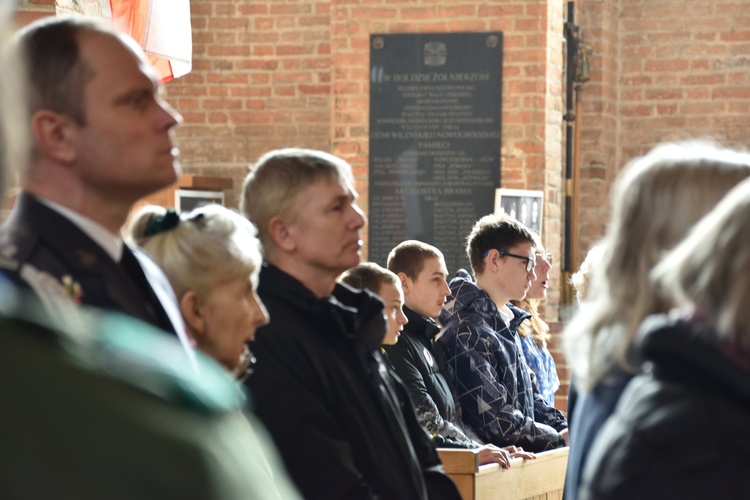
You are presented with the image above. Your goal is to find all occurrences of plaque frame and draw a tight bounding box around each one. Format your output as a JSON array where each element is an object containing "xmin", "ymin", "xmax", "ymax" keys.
[{"xmin": 368, "ymin": 32, "xmax": 503, "ymax": 274}]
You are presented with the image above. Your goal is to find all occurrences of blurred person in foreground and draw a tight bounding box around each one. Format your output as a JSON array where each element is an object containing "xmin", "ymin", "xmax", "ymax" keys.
[
  {"xmin": 0, "ymin": 11, "xmax": 299, "ymax": 500},
  {"xmin": 241, "ymin": 148, "xmax": 460, "ymax": 499},
  {"xmin": 563, "ymin": 141, "xmax": 750, "ymax": 500},
  {"xmin": 565, "ymin": 242, "xmax": 606, "ymax": 427},
  {"xmin": 579, "ymin": 175, "xmax": 750, "ymax": 500}
]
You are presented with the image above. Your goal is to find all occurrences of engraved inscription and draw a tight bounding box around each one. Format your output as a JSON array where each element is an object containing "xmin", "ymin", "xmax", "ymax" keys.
[{"xmin": 369, "ymin": 33, "xmax": 503, "ymax": 273}]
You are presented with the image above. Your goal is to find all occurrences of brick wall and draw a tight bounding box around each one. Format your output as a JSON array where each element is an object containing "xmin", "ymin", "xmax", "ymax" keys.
[
  {"xmin": 575, "ymin": 0, "xmax": 750, "ymax": 257},
  {"xmin": 166, "ymin": 1, "xmax": 334, "ymax": 208},
  {"xmin": 11, "ymin": 0, "xmax": 750, "ymax": 413}
]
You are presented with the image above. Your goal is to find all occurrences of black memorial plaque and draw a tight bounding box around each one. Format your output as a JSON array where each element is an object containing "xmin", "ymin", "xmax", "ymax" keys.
[{"xmin": 368, "ymin": 33, "xmax": 502, "ymax": 274}]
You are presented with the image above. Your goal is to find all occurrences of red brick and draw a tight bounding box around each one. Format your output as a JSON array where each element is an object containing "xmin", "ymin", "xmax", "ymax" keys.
[
  {"xmin": 713, "ymin": 87, "xmax": 750, "ymax": 99},
  {"xmin": 644, "ymin": 59, "xmax": 690, "ymax": 72},
  {"xmin": 681, "ymin": 74, "xmax": 725, "ymax": 85},
  {"xmin": 644, "ymin": 89, "xmax": 684, "ymax": 100},
  {"xmin": 299, "ymin": 84, "xmax": 330, "ymax": 95},
  {"xmin": 438, "ymin": 5, "xmax": 477, "ymax": 17},
  {"xmin": 215, "ymin": 4, "xmax": 235, "ymax": 16},
  {"xmin": 270, "ymin": 4, "xmax": 313, "ymax": 15},
  {"xmin": 238, "ymin": 4, "xmax": 269, "ymax": 15},
  {"xmin": 207, "ymin": 73, "xmax": 248, "ymax": 84},
  {"xmin": 191, "ymin": 3, "xmax": 213, "ymax": 16},
  {"xmin": 207, "ymin": 45, "xmax": 250, "ymax": 57},
  {"xmin": 276, "ymin": 45, "xmax": 314, "ymax": 56},
  {"xmin": 721, "ymin": 31, "xmax": 750, "ymax": 42},
  {"xmin": 401, "ymin": 6, "xmax": 437, "ymax": 20},
  {"xmin": 209, "ymin": 18, "xmax": 249, "ymax": 30}
]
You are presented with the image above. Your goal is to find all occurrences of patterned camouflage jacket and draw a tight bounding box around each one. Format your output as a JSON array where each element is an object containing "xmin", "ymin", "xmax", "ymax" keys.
[{"xmin": 438, "ymin": 269, "xmax": 567, "ymax": 452}]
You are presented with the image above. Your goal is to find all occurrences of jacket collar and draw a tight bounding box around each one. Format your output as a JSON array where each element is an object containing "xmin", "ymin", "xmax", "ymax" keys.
[
  {"xmin": 440, "ymin": 268, "xmax": 531, "ymax": 326},
  {"xmin": 403, "ymin": 305, "xmax": 441, "ymax": 341},
  {"xmin": 641, "ymin": 314, "xmax": 750, "ymax": 407},
  {"xmin": 259, "ymin": 262, "xmax": 386, "ymax": 352}
]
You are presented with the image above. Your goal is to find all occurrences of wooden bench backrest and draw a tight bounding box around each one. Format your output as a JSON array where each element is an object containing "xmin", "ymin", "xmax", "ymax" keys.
[{"xmin": 438, "ymin": 446, "xmax": 569, "ymax": 500}]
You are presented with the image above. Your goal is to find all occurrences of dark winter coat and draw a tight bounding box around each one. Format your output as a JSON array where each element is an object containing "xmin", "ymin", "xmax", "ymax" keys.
[
  {"xmin": 246, "ymin": 263, "xmax": 460, "ymax": 500},
  {"xmin": 438, "ymin": 270, "xmax": 567, "ymax": 452},
  {"xmin": 383, "ymin": 306, "xmax": 479, "ymax": 449},
  {"xmin": 579, "ymin": 314, "xmax": 750, "ymax": 500}
]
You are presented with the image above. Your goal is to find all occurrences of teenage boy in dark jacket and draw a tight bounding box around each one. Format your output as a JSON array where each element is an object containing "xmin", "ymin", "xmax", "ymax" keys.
[
  {"xmin": 439, "ymin": 215, "xmax": 568, "ymax": 453},
  {"xmin": 384, "ymin": 240, "xmax": 534, "ymax": 467}
]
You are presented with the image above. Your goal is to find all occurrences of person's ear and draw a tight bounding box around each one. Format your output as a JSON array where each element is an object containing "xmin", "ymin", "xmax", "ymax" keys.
[
  {"xmin": 180, "ymin": 290, "xmax": 206, "ymax": 340},
  {"xmin": 485, "ymin": 249, "xmax": 501, "ymax": 273},
  {"xmin": 268, "ymin": 215, "xmax": 296, "ymax": 252},
  {"xmin": 397, "ymin": 272, "xmax": 411, "ymax": 294},
  {"xmin": 30, "ymin": 109, "xmax": 77, "ymax": 164}
]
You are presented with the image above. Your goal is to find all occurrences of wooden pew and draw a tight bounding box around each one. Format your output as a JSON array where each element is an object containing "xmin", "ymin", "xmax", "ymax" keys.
[{"xmin": 438, "ymin": 446, "xmax": 568, "ymax": 500}]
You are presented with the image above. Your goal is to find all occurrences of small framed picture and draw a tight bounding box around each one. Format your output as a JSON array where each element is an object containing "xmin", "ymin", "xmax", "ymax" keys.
[
  {"xmin": 176, "ymin": 189, "xmax": 225, "ymax": 212},
  {"xmin": 494, "ymin": 188, "xmax": 544, "ymax": 234}
]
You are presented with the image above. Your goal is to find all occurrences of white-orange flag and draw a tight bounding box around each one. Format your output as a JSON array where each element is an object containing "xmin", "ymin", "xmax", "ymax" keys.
[{"xmin": 55, "ymin": 0, "xmax": 191, "ymax": 83}]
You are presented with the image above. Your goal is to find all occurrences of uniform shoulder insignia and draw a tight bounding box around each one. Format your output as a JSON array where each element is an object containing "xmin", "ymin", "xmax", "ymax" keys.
[
  {"xmin": 19, "ymin": 264, "xmax": 85, "ymax": 331},
  {"xmin": 4, "ymin": 266, "xmax": 246, "ymax": 413}
]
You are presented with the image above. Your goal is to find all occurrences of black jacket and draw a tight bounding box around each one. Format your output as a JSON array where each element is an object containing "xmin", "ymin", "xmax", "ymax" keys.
[
  {"xmin": 246, "ymin": 263, "xmax": 460, "ymax": 500},
  {"xmin": 383, "ymin": 306, "xmax": 478, "ymax": 448},
  {"xmin": 579, "ymin": 314, "xmax": 750, "ymax": 500}
]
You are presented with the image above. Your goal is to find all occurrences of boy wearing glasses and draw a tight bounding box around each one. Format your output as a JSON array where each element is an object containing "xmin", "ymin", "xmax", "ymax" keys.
[{"xmin": 438, "ymin": 214, "xmax": 568, "ymax": 452}]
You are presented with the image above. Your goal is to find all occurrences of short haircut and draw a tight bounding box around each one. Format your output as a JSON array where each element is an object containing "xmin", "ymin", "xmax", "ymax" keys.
[
  {"xmin": 386, "ymin": 240, "xmax": 444, "ymax": 280},
  {"xmin": 466, "ymin": 213, "xmax": 537, "ymax": 276},
  {"xmin": 241, "ymin": 148, "xmax": 354, "ymax": 255},
  {"xmin": 129, "ymin": 204, "xmax": 263, "ymax": 299},
  {"xmin": 11, "ymin": 15, "xmax": 115, "ymax": 125},
  {"xmin": 340, "ymin": 262, "xmax": 399, "ymax": 296}
]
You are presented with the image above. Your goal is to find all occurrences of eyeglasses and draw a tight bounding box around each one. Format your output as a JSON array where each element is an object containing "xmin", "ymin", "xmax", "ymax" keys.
[{"xmin": 483, "ymin": 249, "xmax": 536, "ymax": 273}]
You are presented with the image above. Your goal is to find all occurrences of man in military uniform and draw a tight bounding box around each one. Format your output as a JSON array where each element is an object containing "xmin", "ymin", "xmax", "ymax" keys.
[
  {"xmin": 0, "ymin": 15, "xmax": 188, "ymax": 350},
  {"xmin": 0, "ymin": 12, "xmax": 299, "ymax": 499}
]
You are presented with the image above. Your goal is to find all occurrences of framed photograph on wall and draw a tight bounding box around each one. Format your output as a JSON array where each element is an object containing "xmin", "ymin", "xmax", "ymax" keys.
[
  {"xmin": 494, "ymin": 188, "xmax": 544, "ymax": 234},
  {"xmin": 176, "ymin": 189, "xmax": 225, "ymax": 212}
]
